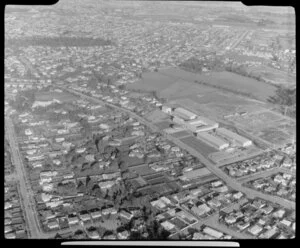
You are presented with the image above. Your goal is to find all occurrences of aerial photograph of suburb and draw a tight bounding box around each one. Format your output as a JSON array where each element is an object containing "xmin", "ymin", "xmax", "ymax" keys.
[{"xmin": 5, "ymin": 0, "xmax": 295, "ymax": 240}]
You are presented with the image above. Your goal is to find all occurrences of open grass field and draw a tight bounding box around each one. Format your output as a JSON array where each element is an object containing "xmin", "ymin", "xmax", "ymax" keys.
[
  {"xmin": 180, "ymin": 136, "xmax": 218, "ymax": 157},
  {"xmin": 159, "ymin": 68, "xmax": 277, "ymax": 102},
  {"xmin": 193, "ymin": 71, "xmax": 277, "ymax": 102},
  {"xmin": 159, "ymin": 80, "xmax": 215, "ymax": 100},
  {"xmin": 248, "ymin": 65, "xmax": 296, "ymax": 88},
  {"xmin": 35, "ymin": 91, "xmax": 77, "ymax": 102},
  {"xmin": 127, "ymin": 71, "xmax": 175, "ymax": 92},
  {"xmin": 190, "ymin": 92, "xmax": 248, "ymax": 106},
  {"xmin": 129, "ymin": 67, "xmax": 277, "ymax": 106}
]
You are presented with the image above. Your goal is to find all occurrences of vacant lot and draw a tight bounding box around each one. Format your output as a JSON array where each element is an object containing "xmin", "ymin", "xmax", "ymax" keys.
[{"xmin": 180, "ymin": 136, "xmax": 218, "ymax": 157}]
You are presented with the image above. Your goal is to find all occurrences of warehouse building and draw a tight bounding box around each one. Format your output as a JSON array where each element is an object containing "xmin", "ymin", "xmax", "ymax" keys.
[
  {"xmin": 161, "ymin": 105, "xmax": 173, "ymax": 114},
  {"xmin": 197, "ymin": 132, "xmax": 229, "ymax": 150},
  {"xmin": 173, "ymin": 107, "xmax": 197, "ymax": 120},
  {"xmin": 202, "ymin": 226, "xmax": 224, "ymax": 239},
  {"xmin": 216, "ymin": 128, "xmax": 252, "ymax": 147},
  {"xmin": 179, "ymin": 167, "xmax": 212, "ymax": 181},
  {"xmin": 172, "ymin": 116, "xmax": 185, "ymax": 125},
  {"xmin": 186, "ymin": 116, "xmax": 219, "ymax": 132}
]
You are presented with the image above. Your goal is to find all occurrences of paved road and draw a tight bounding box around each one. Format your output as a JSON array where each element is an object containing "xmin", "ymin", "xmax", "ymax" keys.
[
  {"xmin": 237, "ymin": 167, "xmax": 283, "ymax": 183},
  {"xmin": 6, "ymin": 118, "xmax": 49, "ymax": 239},
  {"xmin": 18, "ymin": 56, "xmax": 41, "ymax": 77},
  {"xmin": 170, "ymin": 200, "xmax": 254, "ymax": 239},
  {"xmin": 59, "ymin": 86, "xmax": 295, "ymax": 210},
  {"xmin": 229, "ymin": 30, "xmax": 250, "ymax": 50}
]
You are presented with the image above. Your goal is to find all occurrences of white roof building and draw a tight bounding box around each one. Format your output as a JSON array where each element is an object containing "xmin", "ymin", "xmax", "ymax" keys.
[
  {"xmin": 216, "ymin": 128, "xmax": 252, "ymax": 147},
  {"xmin": 173, "ymin": 107, "xmax": 197, "ymax": 120},
  {"xmin": 202, "ymin": 227, "xmax": 223, "ymax": 239},
  {"xmin": 248, "ymin": 224, "xmax": 263, "ymax": 236},
  {"xmin": 197, "ymin": 132, "xmax": 229, "ymax": 150}
]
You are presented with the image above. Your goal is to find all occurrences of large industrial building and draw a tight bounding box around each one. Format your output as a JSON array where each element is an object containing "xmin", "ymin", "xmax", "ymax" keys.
[
  {"xmin": 179, "ymin": 167, "xmax": 212, "ymax": 181},
  {"xmin": 173, "ymin": 107, "xmax": 197, "ymax": 120},
  {"xmin": 186, "ymin": 116, "xmax": 219, "ymax": 132},
  {"xmin": 216, "ymin": 128, "xmax": 252, "ymax": 147},
  {"xmin": 197, "ymin": 132, "xmax": 229, "ymax": 150}
]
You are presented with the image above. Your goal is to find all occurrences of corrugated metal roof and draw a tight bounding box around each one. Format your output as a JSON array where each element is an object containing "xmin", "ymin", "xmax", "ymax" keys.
[
  {"xmin": 197, "ymin": 132, "xmax": 229, "ymax": 147},
  {"xmin": 216, "ymin": 128, "xmax": 250, "ymax": 144}
]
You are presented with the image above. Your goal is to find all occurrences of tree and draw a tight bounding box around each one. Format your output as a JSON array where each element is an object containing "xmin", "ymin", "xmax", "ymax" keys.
[
  {"xmin": 54, "ymin": 233, "xmax": 63, "ymax": 239},
  {"xmin": 118, "ymin": 84, "xmax": 125, "ymax": 90}
]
